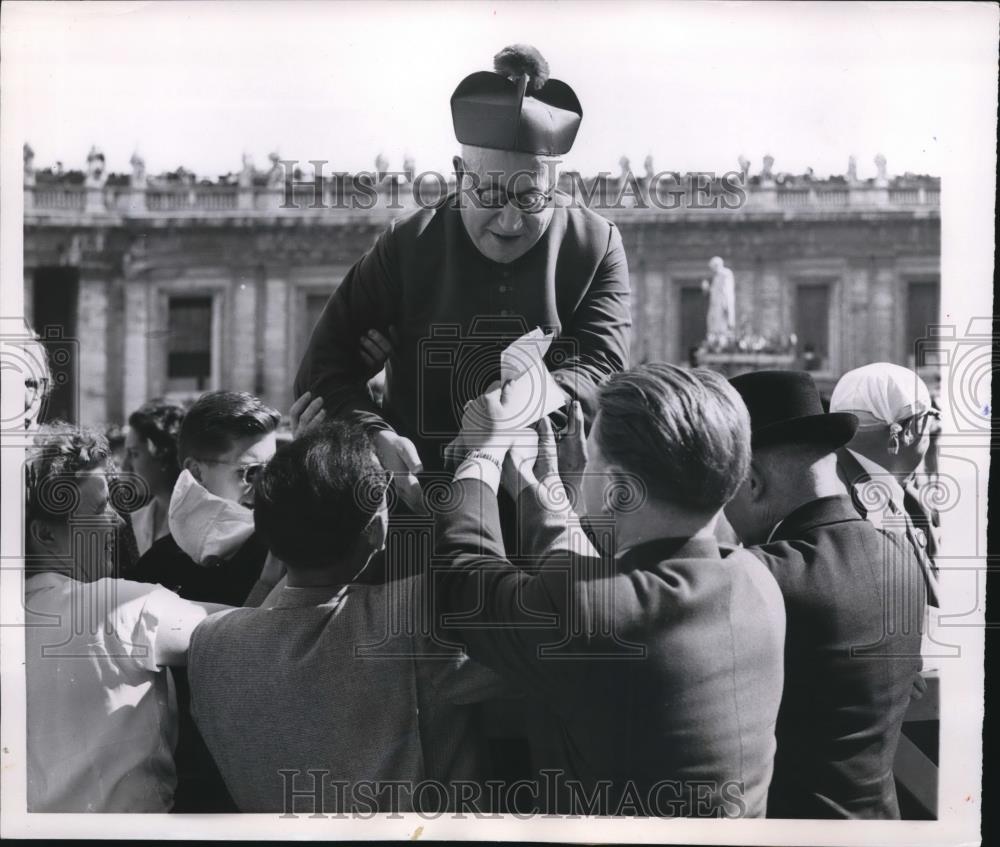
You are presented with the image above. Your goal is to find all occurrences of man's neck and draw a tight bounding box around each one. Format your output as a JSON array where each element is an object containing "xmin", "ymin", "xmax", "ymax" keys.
[
  {"xmin": 772, "ymin": 476, "xmax": 847, "ymax": 527},
  {"xmin": 285, "ymin": 553, "xmax": 371, "ymax": 589},
  {"xmin": 613, "ymin": 505, "xmax": 718, "ymax": 556}
]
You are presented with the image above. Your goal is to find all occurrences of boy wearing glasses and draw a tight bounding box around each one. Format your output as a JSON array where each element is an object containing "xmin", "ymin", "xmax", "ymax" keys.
[
  {"xmin": 132, "ymin": 390, "xmax": 280, "ymax": 606},
  {"xmin": 129, "ymin": 390, "xmax": 281, "ymax": 811},
  {"xmin": 294, "ymin": 44, "xmax": 631, "ymax": 512}
]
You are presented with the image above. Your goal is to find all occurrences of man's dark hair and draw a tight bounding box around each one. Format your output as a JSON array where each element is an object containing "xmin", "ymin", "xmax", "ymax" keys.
[
  {"xmin": 26, "ymin": 422, "xmax": 111, "ymax": 523},
  {"xmin": 128, "ymin": 398, "xmax": 186, "ymax": 484},
  {"xmin": 253, "ymin": 420, "xmax": 389, "ymax": 570},
  {"xmin": 596, "ymin": 363, "xmax": 751, "ymax": 511},
  {"xmin": 177, "ymin": 391, "xmax": 280, "ymax": 463}
]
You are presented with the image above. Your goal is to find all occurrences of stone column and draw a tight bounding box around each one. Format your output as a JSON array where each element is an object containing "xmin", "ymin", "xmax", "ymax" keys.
[
  {"xmin": 77, "ymin": 275, "xmax": 109, "ymax": 427},
  {"xmin": 263, "ymin": 272, "xmax": 291, "ymax": 411},
  {"xmin": 870, "ymin": 260, "xmax": 897, "ymax": 361},
  {"xmin": 122, "ymin": 280, "xmax": 150, "ymax": 419},
  {"xmin": 228, "ymin": 273, "xmax": 258, "ymax": 392}
]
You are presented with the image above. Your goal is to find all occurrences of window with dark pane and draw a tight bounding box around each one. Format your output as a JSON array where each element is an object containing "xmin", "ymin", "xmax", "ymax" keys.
[
  {"xmin": 795, "ymin": 283, "xmax": 830, "ymax": 371},
  {"xmin": 167, "ymin": 295, "xmax": 213, "ymax": 389},
  {"xmin": 905, "ymin": 279, "xmax": 940, "ymax": 366},
  {"xmin": 305, "ymin": 293, "xmax": 329, "ymax": 338}
]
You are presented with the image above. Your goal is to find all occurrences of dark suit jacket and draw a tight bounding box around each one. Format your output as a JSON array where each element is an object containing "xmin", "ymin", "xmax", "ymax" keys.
[
  {"xmin": 836, "ymin": 448, "xmax": 940, "ymax": 607},
  {"xmin": 294, "ymin": 193, "xmax": 631, "ymax": 470},
  {"xmin": 131, "ymin": 532, "xmax": 269, "ymax": 607},
  {"xmin": 749, "ymin": 495, "xmax": 925, "ymax": 819},
  {"xmin": 433, "ymin": 478, "xmax": 786, "ymax": 817}
]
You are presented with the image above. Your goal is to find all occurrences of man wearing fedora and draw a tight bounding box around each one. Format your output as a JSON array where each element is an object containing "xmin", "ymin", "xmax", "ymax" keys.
[
  {"xmin": 294, "ymin": 44, "xmax": 631, "ymax": 510},
  {"xmin": 725, "ymin": 370, "xmax": 926, "ymax": 819}
]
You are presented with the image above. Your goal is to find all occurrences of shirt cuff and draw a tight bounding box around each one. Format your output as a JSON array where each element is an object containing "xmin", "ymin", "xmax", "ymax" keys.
[{"xmin": 454, "ymin": 455, "xmax": 503, "ymax": 494}]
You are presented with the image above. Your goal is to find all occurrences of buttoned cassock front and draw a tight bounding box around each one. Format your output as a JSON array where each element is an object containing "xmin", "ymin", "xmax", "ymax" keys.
[{"xmin": 294, "ymin": 192, "xmax": 631, "ymax": 471}]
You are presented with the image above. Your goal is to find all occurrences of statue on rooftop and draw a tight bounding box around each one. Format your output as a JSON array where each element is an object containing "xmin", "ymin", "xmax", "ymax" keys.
[
  {"xmin": 24, "ymin": 143, "xmax": 35, "ymax": 185},
  {"xmin": 737, "ymin": 154, "xmax": 750, "ymax": 179},
  {"xmin": 375, "ymin": 152, "xmax": 389, "ymax": 180},
  {"xmin": 701, "ymin": 256, "xmax": 736, "ymax": 347},
  {"xmin": 644, "ymin": 154, "xmax": 655, "ymax": 180},
  {"xmin": 874, "ymin": 153, "xmax": 888, "ymax": 184},
  {"xmin": 403, "ymin": 154, "xmax": 415, "ymax": 182},
  {"xmin": 129, "ymin": 151, "xmax": 146, "ymax": 187},
  {"xmin": 619, "ymin": 155, "xmax": 631, "ymax": 178},
  {"xmin": 847, "ymin": 154, "xmax": 858, "ymax": 183},
  {"xmin": 761, "ymin": 154, "xmax": 775, "ymax": 181},
  {"xmin": 85, "ymin": 145, "xmax": 107, "ymax": 187},
  {"xmin": 266, "ymin": 151, "xmax": 284, "ymax": 189},
  {"xmin": 239, "ymin": 153, "xmax": 254, "ymax": 189}
]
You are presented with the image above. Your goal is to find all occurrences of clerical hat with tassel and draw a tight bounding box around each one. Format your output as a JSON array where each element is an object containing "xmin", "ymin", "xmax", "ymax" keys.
[{"xmin": 451, "ymin": 45, "xmax": 583, "ymax": 156}]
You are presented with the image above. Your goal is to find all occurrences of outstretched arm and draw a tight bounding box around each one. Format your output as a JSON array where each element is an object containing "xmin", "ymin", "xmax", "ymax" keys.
[
  {"xmin": 293, "ymin": 225, "xmax": 401, "ymax": 431},
  {"xmin": 550, "ymin": 224, "xmax": 631, "ymax": 423},
  {"xmin": 148, "ymin": 590, "xmax": 235, "ymax": 667}
]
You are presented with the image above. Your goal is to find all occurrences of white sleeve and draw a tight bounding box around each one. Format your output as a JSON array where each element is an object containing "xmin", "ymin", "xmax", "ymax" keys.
[{"xmin": 108, "ymin": 580, "xmax": 209, "ymax": 670}]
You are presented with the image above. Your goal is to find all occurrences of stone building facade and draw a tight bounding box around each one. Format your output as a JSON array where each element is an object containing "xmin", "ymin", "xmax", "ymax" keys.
[{"xmin": 22, "ymin": 147, "xmax": 940, "ymax": 427}]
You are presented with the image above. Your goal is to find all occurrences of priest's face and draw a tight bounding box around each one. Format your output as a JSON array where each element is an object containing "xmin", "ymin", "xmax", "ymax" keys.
[{"xmin": 455, "ymin": 146, "xmax": 558, "ymax": 264}]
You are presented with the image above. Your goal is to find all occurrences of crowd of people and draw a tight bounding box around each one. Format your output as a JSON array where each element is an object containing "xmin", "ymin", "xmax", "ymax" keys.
[
  {"xmin": 22, "ymin": 346, "xmax": 939, "ymax": 818},
  {"xmin": 18, "ymin": 43, "xmax": 943, "ymax": 821}
]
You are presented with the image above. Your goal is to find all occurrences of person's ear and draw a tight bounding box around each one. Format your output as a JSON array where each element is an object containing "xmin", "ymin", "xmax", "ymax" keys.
[
  {"xmin": 747, "ymin": 459, "xmax": 767, "ymax": 502},
  {"xmin": 364, "ymin": 506, "xmax": 388, "ymax": 553},
  {"xmin": 27, "ymin": 518, "xmax": 56, "ymax": 553},
  {"xmin": 183, "ymin": 456, "xmax": 202, "ymax": 483}
]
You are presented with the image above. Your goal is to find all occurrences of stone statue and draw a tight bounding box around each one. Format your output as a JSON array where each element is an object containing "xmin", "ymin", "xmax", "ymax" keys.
[
  {"xmin": 85, "ymin": 145, "xmax": 107, "ymax": 187},
  {"xmin": 619, "ymin": 155, "xmax": 631, "ymax": 178},
  {"xmin": 23, "ymin": 143, "xmax": 35, "ymax": 185},
  {"xmin": 266, "ymin": 151, "xmax": 284, "ymax": 189},
  {"xmin": 402, "ymin": 154, "xmax": 415, "ymax": 182},
  {"xmin": 761, "ymin": 154, "xmax": 775, "ymax": 181},
  {"xmin": 737, "ymin": 154, "xmax": 750, "ymax": 178},
  {"xmin": 643, "ymin": 154, "xmax": 655, "ymax": 180},
  {"xmin": 874, "ymin": 153, "xmax": 888, "ymax": 184},
  {"xmin": 847, "ymin": 154, "xmax": 858, "ymax": 183},
  {"xmin": 238, "ymin": 153, "xmax": 254, "ymax": 189},
  {"xmin": 375, "ymin": 152, "xmax": 389, "ymax": 180},
  {"xmin": 129, "ymin": 151, "xmax": 146, "ymax": 187},
  {"xmin": 701, "ymin": 256, "xmax": 736, "ymax": 346}
]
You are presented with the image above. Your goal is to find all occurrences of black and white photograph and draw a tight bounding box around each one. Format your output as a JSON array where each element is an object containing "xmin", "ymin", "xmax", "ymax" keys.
[{"xmin": 0, "ymin": 1, "xmax": 994, "ymax": 843}]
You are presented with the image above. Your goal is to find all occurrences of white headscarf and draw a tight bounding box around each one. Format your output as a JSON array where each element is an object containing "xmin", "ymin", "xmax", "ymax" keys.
[
  {"xmin": 830, "ymin": 362, "xmax": 932, "ymax": 430},
  {"xmin": 168, "ymin": 469, "xmax": 255, "ymax": 566}
]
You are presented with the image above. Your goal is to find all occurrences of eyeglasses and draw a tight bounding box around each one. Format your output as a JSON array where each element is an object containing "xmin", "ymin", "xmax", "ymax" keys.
[
  {"xmin": 196, "ymin": 458, "xmax": 266, "ymax": 486},
  {"xmin": 472, "ymin": 185, "xmax": 553, "ymax": 214},
  {"xmin": 902, "ymin": 408, "xmax": 941, "ymax": 436}
]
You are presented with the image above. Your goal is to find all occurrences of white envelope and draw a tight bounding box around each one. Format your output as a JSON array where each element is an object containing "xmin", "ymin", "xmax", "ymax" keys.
[{"xmin": 496, "ymin": 328, "xmax": 569, "ymax": 429}]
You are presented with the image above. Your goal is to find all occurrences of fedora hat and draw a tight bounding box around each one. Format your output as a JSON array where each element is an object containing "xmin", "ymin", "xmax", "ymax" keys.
[{"xmin": 729, "ymin": 370, "xmax": 858, "ymax": 449}]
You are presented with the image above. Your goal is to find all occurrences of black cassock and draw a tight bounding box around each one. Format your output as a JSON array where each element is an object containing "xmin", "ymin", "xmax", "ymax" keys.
[{"xmin": 294, "ymin": 190, "xmax": 631, "ymax": 473}]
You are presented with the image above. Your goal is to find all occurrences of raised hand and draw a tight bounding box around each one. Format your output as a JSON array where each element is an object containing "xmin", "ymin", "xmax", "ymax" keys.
[
  {"xmin": 289, "ymin": 391, "xmax": 326, "ymax": 438},
  {"xmin": 557, "ymin": 400, "xmax": 587, "ymax": 478},
  {"xmin": 373, "ymin": 428, "xmax": 426, "ymax": 514},
  {"xmin": 360, "ymin": 327, "xmax": 396, "ymax": 378}
]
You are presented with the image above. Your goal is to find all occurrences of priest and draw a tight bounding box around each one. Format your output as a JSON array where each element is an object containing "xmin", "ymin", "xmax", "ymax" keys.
[{"xmin": 294, "ymin": 44, "xmax": 631, "ymax": 510}]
